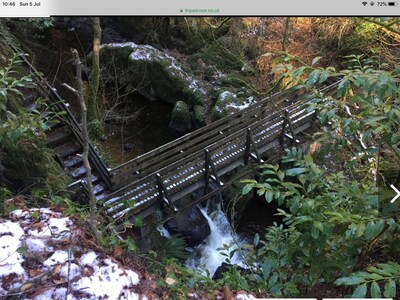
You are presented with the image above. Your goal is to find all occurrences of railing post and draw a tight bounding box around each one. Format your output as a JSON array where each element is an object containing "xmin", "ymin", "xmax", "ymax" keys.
[
  {"xmin": 244, "ymin": 128, "xmax": 263, "ymax": 165},
  {"xmin": 280, "ymin": 110, "xmax": 288, "ymax": 148},
  {"xmin": 286, "ymin": 109, "xmax": 296, "ymax": 147},
  {"xmin": 204, "ymin": 149, "xmax": 223, "ymax": 193},
  {"xmin": 156, "ymin": 173, "xmax": 164, "ymax": 204},
  {"xmin": 280, "ymin": 109, "xmax": 297, "ymax": 147},
  {"xmin": 244, "ymin": 129, "xmax": 251, "ymax": 165},
  {"xmin": 156, "ymin": 173, "xmax": 178, "ymax": 213},
  {"xmin": 204, "ymin": 149, "xmax": 210, "ymax": 192}
]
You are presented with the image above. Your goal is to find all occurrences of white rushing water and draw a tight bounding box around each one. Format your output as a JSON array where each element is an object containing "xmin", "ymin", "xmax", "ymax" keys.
[{"xmin": 185, "ymin": 203, "xmax": 247, "ymax": 277}]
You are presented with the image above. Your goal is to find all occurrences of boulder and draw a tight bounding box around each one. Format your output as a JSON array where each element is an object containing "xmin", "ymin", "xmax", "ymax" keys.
[
  {"xmin": 212, "ymin": 262, "xmax": 250, "ymax": 281},
  {"xmin": 212, "ymin": 91, "xmax": 255, "ymax": 120},
  {"xmin": 99, "ymin": 42, "xmax": 208, "ymax": 106},
  {"xmin": 193, "ymin": 105, "xmax": 206, "ymax": 128},
  {"xmin": 165, "ymin": 206, "xmax": 211, "ymax": 247},
  {"xmin": 169, "ymin": 101, "xmax": 192, "ymax": 135}
]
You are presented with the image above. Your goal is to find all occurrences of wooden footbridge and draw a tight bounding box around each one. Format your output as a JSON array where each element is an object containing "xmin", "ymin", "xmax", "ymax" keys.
[
  {"xmin": 103, "ymin": 85, "xmax": 336, "ymax": 228},
  {"xmin": 4, "ymin": 32, "xmax": 338, "ymax": 233}
]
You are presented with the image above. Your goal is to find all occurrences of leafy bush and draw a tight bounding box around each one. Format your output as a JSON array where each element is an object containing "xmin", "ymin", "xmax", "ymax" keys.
[
  {"xmin": 336, "ymin": 261, "xmax": 400, "ymax": 298},
  {"xmin": 0, "ymin": 54, "xmax": 69, "ymax": 198},
  {"xmin": 238, "ymin": 52, "xmax": 400, "ymax": 297},
  {"xmin": 241, "ymin": 148, "xmax": 398, "ymax": 293}
]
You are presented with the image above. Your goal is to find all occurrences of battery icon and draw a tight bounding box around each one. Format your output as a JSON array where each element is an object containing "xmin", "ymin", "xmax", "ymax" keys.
[{"xmin": 388, "ymin": 1, "xmax": 398, "ymax": 5}]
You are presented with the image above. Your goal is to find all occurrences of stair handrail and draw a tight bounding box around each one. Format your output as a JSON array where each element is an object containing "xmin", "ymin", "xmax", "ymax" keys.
[{"xmin": 3, "ymin": 37, "xmax": 113, "ymax": 192}]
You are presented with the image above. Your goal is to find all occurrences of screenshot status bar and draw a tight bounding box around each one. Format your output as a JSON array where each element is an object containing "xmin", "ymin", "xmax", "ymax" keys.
[{"xmin": 0, "ymin": 0, "xmax": 399, "ymax": 17}]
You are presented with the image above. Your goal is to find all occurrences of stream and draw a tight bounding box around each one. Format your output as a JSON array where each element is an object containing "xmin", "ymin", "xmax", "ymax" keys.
[
  {"xmin": 103, "ymin": 95, "xmax": 174, "ymax": 164},
  {"xmin": 185, "ymin": 203, "xmax": 248, "ymax": 278}
]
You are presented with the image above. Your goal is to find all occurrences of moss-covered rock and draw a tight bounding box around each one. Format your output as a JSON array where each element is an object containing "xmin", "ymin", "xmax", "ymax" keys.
[
  {"xmin": 212, "ymin": 91, "xmax": 255, "ymax": 120},
  {"xmin": 99, "ymin": 42, "xmax": 208, "ymax": 106},
  {"xmin": 193, "ymin": 105, "xmax": 206, "ymax": 128},
  {"xmin": 169, "ymin": 101, "xmax": 192, "ymax": 134}
]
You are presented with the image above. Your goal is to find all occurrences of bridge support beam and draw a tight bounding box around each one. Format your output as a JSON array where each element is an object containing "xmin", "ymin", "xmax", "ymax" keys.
[
  {"xmin": 244, "ymin": 128, "xmax": 263, "ymax": 165},
  {"xmin": 156, "ymin": 173, "xmax": 178, "ymax": 213}
]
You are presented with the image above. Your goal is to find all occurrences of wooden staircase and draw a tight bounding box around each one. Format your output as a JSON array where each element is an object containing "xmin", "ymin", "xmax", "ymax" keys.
[
  {"xmin": 1, "ymin": 36, "xmax": 114, "ymax": 201},
  {"xmin": 45, "ymin": 122, "xmax": 108, "ymax": 201}
]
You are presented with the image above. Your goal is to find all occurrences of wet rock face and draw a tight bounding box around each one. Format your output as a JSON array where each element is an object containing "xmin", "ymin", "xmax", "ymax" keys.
[{"xmin": 165, "ymin": 206, "xmax": 211, "ymax": 247}]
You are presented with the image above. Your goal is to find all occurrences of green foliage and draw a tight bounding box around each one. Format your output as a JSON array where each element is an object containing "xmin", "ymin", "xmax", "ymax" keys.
[
  {"xmin": 88, "ymin": 119, "xmax": 105, "ymax": 140},
  {"xmin": 0, "ymin": 186, "xmax": 12, "ymax": 214},
  {"xmin": 165, "ymin": 235, "xmax": 189, "ymax": 260},
  {"xmin": 0, "ymin": 53, "xmax": 69, "ymax": 194},
  {"xmin": 236, "ymin": 54, "xmax": 400, "ymax": 297},
  {"xmin": 19, "ymin": 18, "xmax": 55, "ymax": 29},
  {"xmin": 5, "ymin": 17, "xmax": 55, "ymax": 31},
  {"xmin": 241, "ymin": 147, "xmax": 399, "ymax": 294},
  {"xmin": 313, "ymin": 18, "xmax": 399, "ymax": 61},
  {"xmin": 0, "ymin": 53, "xmax": 33, "ymax": 112},
  {"xmin": 275, "ymin": 53, "xmax": 400, "ymax": 181},
  {"xmin": 143, "ymin": 252, "xmax": 216, "ymax": 299},
  {"xmin": 243, "ymin": 224, "xmax": 300, "ymax": 296},
  {"xmin": 335, "ymin": 262, "xmax": 400, "ymax": 298}
]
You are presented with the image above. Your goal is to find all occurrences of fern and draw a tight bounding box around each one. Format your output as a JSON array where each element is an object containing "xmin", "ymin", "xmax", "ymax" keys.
[{"xmin": 165, "ymin": 235, "xmax": 189, "ymax": 260}]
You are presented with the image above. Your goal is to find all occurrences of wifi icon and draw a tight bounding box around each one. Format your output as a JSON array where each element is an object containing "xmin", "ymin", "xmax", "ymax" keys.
[{"xmin": 362, "ymin": 1, "xmax": 368, "ymax": 5}]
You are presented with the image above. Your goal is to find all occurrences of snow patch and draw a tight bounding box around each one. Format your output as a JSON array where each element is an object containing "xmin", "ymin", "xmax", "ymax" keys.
[
  {"xmin": 71, "ymin": 258, "xmax": 140, "ymax": 299},
  {"xmin": 25, "ymin": 237, "xmax": 49, "ymax": 252},
  {"xmin": 1, "ymin": 208, "xmax": 145, "ymax": 298},
  {"xmin": 48, "ymin": 217, "xmax": 72, "ymax": 235},
  {"xmin": 226, "ymin": 96, "xmax": 256, "ymax": 111},
  {"xmin": 60, "ymin": 263, "xmax": 81, "ymax": 280},
  {"xmin": 43, "ymin": 250, "xmax": 71, "ymax": 267},
  {"xmin": 81, "ymin": 251, "xmax": 98, "ymax": 266},
  {"xmin": 130, "ymin": 47, "xmax": 153, "ymax": 61},
  {"xmin": 0, "ymin": 221, "xmax": 24, "ymax": 264},
  {"xmin": 101, "ymin": 42, "xmax": 138, "ymax": 49}
]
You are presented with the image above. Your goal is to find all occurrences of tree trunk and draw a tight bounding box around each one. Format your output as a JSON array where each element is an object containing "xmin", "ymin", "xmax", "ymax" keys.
[
  {"xmin": 71, "ymin": 48, "xmax": 102, "ymax": 243},
  {"xmin": 282, "ymin": 17, "xmax": 291, "ymax": 52},
  {"xmin": 87, "ymin": 17, "xmax": 101, "ymax": 122}
]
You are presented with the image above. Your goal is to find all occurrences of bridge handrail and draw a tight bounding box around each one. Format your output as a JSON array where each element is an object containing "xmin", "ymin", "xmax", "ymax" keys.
[
  {"xmin": 109, "ymin": 85, "xmax": 312, "ymax": 188},
  {"xmin": 3, "ymin": 37, "xmax": 113, "ymax": 191}
]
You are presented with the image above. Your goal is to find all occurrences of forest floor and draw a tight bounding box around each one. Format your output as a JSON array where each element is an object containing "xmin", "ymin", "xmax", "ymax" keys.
[{"xmin": 0, "ymin": 205, "xmax": 259, "ymax": 300}]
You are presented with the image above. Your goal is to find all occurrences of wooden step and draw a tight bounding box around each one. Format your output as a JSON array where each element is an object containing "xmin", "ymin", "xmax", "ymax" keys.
[
  {"xmin": 54, "ymin": 141, "xmax": 82, "ymax": 159},
  {"xmin": 68, "ymin": 173, "xmax": 100, "ymax": 191},
  {"xmin": 96, "ymin": 192, "xmax": 107, "ymax": 201},
  {"xmin": 46, "ymin": 126, "xmax": 73, "ymax": 148},
  {"xmin": 64, "ymin": 155, "xmax": 83, "ymax": 169},
  {"xmin": 93, "ymin": 183, "xmax": 105, "ymax": 195},
  {"xmin": 71, "ymin": 165, "xmax": 87, "ymax": 180}
]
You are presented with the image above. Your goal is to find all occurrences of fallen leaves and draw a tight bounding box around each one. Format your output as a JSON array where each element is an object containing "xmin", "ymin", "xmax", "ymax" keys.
[
  {"xmin": 1, "ymin": 208, "xmax": 144, "ymax": 299},
  {"xmin": 28, "ymin": 269, "xmax": 44, "ymax": 277},
  {"xmin": 1, "ymin": 273, "xmax": 19, "ymax": 290},
  {"xmin": 113, "ymin": 247, "xmax": 123, "ymax": 258}
]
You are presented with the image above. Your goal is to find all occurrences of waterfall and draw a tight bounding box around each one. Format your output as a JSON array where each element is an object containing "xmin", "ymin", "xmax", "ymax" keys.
[{"xmin": 185, "ymin": 203, "xmax": 246, "ymax": 277}]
